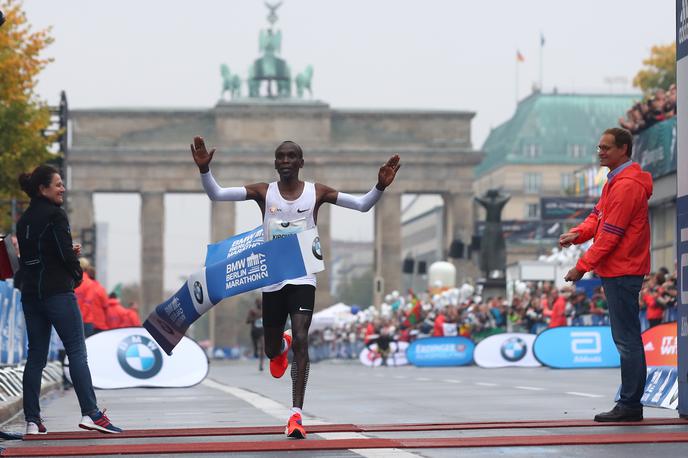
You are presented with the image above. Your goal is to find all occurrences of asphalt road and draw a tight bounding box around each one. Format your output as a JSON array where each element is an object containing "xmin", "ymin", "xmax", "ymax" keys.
[{"xmin": 1, "ymin": 359, "xmax": 685, "ymax": 457}]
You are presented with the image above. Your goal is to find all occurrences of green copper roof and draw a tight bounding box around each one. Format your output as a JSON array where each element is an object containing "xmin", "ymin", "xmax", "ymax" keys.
[{"xmin": 476, "ymin": 92, "xmax": 639, "ymax": 176}]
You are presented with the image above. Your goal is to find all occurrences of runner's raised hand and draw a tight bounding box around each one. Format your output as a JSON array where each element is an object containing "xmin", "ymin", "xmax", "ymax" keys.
[
  {"xmin": 190, "ymin": 136, "xmax": 216, "ymax": 173},
  {"xmin": 377, "ymin": 155, "xmax": 401, "ymax": 190}
]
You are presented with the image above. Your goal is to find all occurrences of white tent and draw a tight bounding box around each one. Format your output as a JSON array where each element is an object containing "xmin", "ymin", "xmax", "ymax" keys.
[{"xmin": 309, "ymin": 302, "xmax": 354, "ymax": 332}]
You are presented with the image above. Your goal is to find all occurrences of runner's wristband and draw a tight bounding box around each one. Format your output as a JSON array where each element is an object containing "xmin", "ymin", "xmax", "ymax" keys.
[{"xmin": 201, "ymin": 170, "xmax": 247, "ymax": 201}]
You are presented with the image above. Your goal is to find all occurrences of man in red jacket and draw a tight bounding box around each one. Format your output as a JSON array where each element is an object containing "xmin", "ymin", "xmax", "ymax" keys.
[{"xmin": 560, "ymin": 127, "xmax": 652, "ymax": 422}]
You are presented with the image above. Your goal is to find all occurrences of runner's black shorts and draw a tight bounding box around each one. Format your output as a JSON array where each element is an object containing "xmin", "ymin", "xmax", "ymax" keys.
[{"xmin": 262, "ymin": 284, "xmax": 315, "ymax": 328}]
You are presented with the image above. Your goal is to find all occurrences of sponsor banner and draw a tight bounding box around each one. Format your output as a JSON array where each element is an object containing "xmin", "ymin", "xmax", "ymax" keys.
[
  {"xmin": 473, "ymin": 333, "xmax": 541, "ymax": 368},
  {"xmin": 616, "ymin": 366, "xmax": 679, "ymax": 410},
  {"xmin": 540, "ymin": 197, "xmax": 597, "ymax": 221},
  {"xmin": 679, "ymin": 0, "xmax": 688, "ymax": 60},
  {"xmin": 634, "ymin": 118, "xmax": 677, "ymax": 179},
  {"xmin": 678, "ymin": 1, "xmax": 688, "ymax": 416},
  {"xmin": 533, "ymin": 326, "xmax": 620, "ymax": 369},
  {"xmin": 205, "ymin": 226, "xmax": 264, "ymax": 267},
  {"xmin": 643, "ymin": 322, "xmax": 677, "ymax": 367},
  {"xmin": 66, "ymin": 327, "xmax": 208, "ymax": 389},
  {"xmin": 406, "ymin": 336, "xmax": 474, "ymax": 367},
  {"xmin": 359, "ymin": 341, "xmax": 409, "ymax": 367},
  {"xmin": 144, "ymin": 228, "xmax": 324, "ymax": 355}
]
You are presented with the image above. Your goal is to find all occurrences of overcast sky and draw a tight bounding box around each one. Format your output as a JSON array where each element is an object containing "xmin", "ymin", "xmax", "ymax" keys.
[{"xmin": 20, "ymin": 0, "xmax": 675, "ymax": 292}]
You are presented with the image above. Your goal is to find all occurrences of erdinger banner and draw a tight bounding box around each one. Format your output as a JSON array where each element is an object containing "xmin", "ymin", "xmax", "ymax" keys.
[
  {"xmin": 406, "ymin": 336, "xmax": 474, "ymax": 367},
  {"xmin": 144, "ymin": 227, "xmax": 324, "ymax": 354},
  {"xmin": 643, "ymin": 322, "xmax": 677, "ymax": 367},
  {"xmin": 359, "ymin": 341, "xmax": 409, "ymax": 367},
  {"xmin": 533, "ymin": 326, "xmax": 620, "ymax": 369},
  {"xmin": 66, "ymin": 328, "xmax": 208, "ymax": 389},
  {"xmin": 474, "ymin": 333, "xmax": 541, "ymax": 368}
]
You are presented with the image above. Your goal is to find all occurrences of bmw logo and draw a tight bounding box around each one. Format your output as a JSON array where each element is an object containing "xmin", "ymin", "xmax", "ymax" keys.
[
  {"xmin": 500, "ymin": 337, "xmax": 527, "ymax": 362},
  {"xmin": 312, "ymin": 236, "xmax": 322, "ymax": 260},
  {"xmin": 117, "ymin": 335, "xmax": 163, "ymax": 379},
  {"xmin": 193, "ymin": 281, "xmax": 204, "ymax": 303}
]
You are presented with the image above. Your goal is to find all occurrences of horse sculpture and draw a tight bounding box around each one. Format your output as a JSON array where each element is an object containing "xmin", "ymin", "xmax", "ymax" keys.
[
  {"xmin": 295, "ymin": 65, "xmax": 313, "ymax": 98},
  {"xmin": 220, "ymin": 64, "xmax": 242, "ymax": 100}
]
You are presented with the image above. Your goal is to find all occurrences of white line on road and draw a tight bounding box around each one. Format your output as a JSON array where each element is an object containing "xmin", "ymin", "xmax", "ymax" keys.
[
  {"xmin": 203, "ymin": 378, "xmax": 421, "ymax": 458},
  {"xmin": 415, "ymin": 377, "xmax": 431, "ymax": 382},
  {"xmin": 475, "ymin": 382, "xmax": 498, "ymax": 387},
  {"xmin": 514, "ymin": 386, "xmax": 545, "ymax": 391},
  {"xmin": 565, "ymin": 391, "xmax": 604, "ymax": 398},
  {"xmin": 442, "ymin": 379, "xmax": 461, "ymax": 384},
  {"xmin": 393, "ymin": 375, "xmax": 407, "ymax": 379}
]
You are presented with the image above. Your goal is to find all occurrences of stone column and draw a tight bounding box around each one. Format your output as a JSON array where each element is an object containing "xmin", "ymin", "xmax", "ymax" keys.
[
  {"xmin": 443, "ymin": 192, "xmax": 480, "ymax": 284},
  {"xmin": 315, "ymin": 203, "xmax": 332, "ymax": 311},
  {"xmin": 210, "ymin": 200, "xmax": 236, "ymax": 348},
  {"xmin": 373, "ymin": 192, "xmax": 402, "ymax": 305},
  {"xmin": 68, "ymin": 191, "xmax": 94, "ymax": 241},
  {"xmin": 140, "ymin": 192, "xmax": 165, "ymax": 317}
]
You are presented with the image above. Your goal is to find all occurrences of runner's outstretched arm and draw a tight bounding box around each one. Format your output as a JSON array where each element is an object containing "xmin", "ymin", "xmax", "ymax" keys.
[
  {"xmin": 191, "ymin": 135, "xmax": 266, "ymax": 202},
  {"xmin": 319, "ymin": 154, "xmax": 401, "ymax": 211}
]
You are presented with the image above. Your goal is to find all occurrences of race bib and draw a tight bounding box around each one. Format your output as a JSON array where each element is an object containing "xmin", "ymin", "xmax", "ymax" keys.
[{"xmin": 268, "ymin": 218, "xmax": 308, "ymax": 241}]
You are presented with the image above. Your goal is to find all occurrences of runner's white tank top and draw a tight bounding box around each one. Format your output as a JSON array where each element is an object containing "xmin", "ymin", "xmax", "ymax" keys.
[{"xmin": 262, "ymin": 181, "xmax": 317, "ymax": 292}]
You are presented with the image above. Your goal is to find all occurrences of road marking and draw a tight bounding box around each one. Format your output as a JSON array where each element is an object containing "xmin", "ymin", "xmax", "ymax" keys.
[
  {"xmin": 515, "ymin": 386, "xmax": 545, "ymax": 391},
  {"xmin": 374, "ymin": 374, "xmax": 384, "ymax": 378},
  {"xmin": 565, "ymin": 391, "xmax": 604, "ymax": 398},
  {"xmin": 475, "ymin": 382, "xmax": 498, "ymax": 387},
  {"xmin": 415, "ymin": 377, "xmax": 431, "ymax": 382},
  {"xmin": 203, "ymin": 378, "xmax": 421, "ymax": 458},
  {"xmin": 393, "ymin": 375, "xmax": 407, "ymax": 379},
  {"xmin": 443, "ymin": 379, "xmax": 461, "ymax": 384}
]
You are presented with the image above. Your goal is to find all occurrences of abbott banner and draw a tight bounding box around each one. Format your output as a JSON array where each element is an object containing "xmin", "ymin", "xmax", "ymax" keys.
[
  {"xmin": 474, "ymin": 333, "xmax": 541, "ymax": 368},
  {"xmin": 406, "ymin": 336, "xmax": 474, "ymax": 367},
  {"xmin": 66, "ymin": 328, "xmax": 208, "ymax": 389},
  {"xmin": 144, "ymin": 227, "xmax": 324, "ymax": 354},
  {"xmin": 533, "ymin": 326, "xmax": 620, "ymax": 369}
]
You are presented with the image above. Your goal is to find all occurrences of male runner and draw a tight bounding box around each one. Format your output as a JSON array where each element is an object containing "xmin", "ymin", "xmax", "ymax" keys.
[
  {"xmin": 191, "ymin": 136, "xmax": 400, "ymax": 439},
  {"xmin": 246, "ymin": 299, "xmax": 265, "ymax": 371}
]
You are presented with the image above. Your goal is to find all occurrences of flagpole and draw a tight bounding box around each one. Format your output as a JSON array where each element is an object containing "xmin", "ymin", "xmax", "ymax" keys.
[
  {"xmin": 539, "ymin": 32, "xmax": 545, "ymax": 91},
  {"xmin": 516, "ymin": 57, "xmax": 519, "ymax": 103}
]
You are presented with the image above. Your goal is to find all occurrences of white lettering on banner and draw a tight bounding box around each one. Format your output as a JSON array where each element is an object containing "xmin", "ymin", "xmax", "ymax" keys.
[
  {"xmin": 661, "ymin": 336, "xmax": 678, "ymax": 355},
  {"xmin": 225, "ymin": 252, "xmax": 269, "ymax": 290},
  {"xmin": 571, "ymin": 331, "xmax": 601, "ymax": 354},
  {"xmin": 573, "ymin": 355, "xmax": 602, "ymax": 363},
  {"xmin": 226, "ymin": 231, "xmax": 263, "ymax": 259},
  {"xmin": 163, "ymin": 297, "xmax": 187, "ymax": 328},
  {"xmin": 415, "ymin": 344, "xmax": 456, "ymax": 353}
]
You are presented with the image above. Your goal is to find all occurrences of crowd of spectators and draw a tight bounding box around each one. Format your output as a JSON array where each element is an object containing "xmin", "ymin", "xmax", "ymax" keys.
[
  {"xmin": 307, "ymin": 269, "xmax": 678, "ymax": 362},
  {"xmin": 618, "ymin": 85, "xmax": 676, "ymax": 134}
]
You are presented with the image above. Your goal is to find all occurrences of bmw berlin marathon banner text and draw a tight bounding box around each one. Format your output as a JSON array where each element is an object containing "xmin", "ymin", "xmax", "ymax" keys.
[{"xmin": 144, "ymin": 226, "xmax": 324, "ymax": 354}]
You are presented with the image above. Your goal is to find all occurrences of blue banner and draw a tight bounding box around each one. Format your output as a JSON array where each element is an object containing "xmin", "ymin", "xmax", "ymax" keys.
[
  {"xmin": 144, "ymin": 228, "xmax": 324, "ymax": 355},
  {"xmin": 406, "ymin": 336, "xmax": 474, "ymax": 367},
  {"xmin": 533, "ymin": 326, "xmax": 620, "ymax": 368},
  {"xmin": 205, "ymin": 226, "xmax": 264, "ymax": 267}
]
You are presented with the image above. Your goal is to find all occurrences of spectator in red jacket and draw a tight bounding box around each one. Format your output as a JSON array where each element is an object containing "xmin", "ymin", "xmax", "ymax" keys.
[
  {"xmin": 548, "ymin": 288, "xmax": 569, "ymax": 328},
  {"xmin": 560, "ymin": 127, "xmax": 652, "ymax": 423},
  {"xmin": 105, "ymin": 294, "xmax": 129, "ymax": 329}
]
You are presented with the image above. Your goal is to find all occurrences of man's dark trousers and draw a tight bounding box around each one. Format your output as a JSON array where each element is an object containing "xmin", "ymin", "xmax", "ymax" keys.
[{"xmin": 601, "ymin": 275, "xmax": 646, "ymax": 408}]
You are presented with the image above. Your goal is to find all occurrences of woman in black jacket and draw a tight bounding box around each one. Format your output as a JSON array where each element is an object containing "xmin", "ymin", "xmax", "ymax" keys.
[{"xmin": 16, "ymin": 165, "xmax": 122, "ymax": 435}]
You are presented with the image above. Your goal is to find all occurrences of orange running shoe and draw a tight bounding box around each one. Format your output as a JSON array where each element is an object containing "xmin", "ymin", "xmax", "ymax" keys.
[
  {"xmin": 269, "ymin": 329, "xmax": 292, "ymax": 378},
  {"xmin": 285, "ymin": 412, "xmax": 306, "ymax": 439}
]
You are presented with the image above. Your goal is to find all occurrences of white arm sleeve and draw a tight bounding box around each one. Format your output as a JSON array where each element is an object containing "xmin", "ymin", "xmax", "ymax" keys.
[
  {"xmin": 335, "ymin": 185, "xmax": 383, "ymax": 212},
  {"xmin": 201, "ymin": 170, "xmax": 247, "ymax": 201}
]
